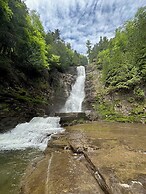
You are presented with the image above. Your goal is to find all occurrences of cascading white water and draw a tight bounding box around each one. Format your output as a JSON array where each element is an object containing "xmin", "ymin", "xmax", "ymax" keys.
[
  {"xmin": 0, "ymin": 117, "xmax": 64, "ymax": 151},
  {"xmin": 61, "ymin": 66, "xmax": 86, "ymax": 113},
  {"xmin": 0, "ymin": 66, "xmax": 86, "ymax": 151}
]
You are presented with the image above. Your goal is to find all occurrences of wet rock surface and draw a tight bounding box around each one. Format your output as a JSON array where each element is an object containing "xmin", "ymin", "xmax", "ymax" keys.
[
  {"xmin": 47, "ymin": 67, "xmax": 77, "ymax": 115},
  {"xmin": 0, "ymin": 67, "xmax": 77, "ymax": 132},
  {"xmin": 55, "ymin": 112, "xmax": 88, "ymax": 126},
  {"xmin": 20, "ymin": 122, "xmax": 146, "ymax": 194},
  {"xmin": 83, "ymin": 64, "xmax": 101, "ymax": 112}
]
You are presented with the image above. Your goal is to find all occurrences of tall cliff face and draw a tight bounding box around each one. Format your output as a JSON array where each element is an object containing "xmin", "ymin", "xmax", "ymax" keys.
[
  {"xmin": 83, "ymin": 65, "xmax": 100, "ymax": 111},
  {"xmin": 0, "ymin": 67, "xmax": 77, "ymax": 132},
  {"xmin": 82, "ymin": 64, "xmax": 101, "ymax": 121},
  {"xmin": 84, "ymin": 63, "xmax": 146, "ymax": 123},
  {"xmin": 46, "ymin": 67, "xmax": 77, "ymax": 115}
]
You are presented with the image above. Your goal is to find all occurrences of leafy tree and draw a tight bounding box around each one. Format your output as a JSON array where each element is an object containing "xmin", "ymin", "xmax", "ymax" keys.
[
  {"xmin": 90, "ymin": 7, "xmax": 146, "ymax": 96},
  {"xmin": 27, "ymin": 11, "xmax": 48, "ymax": 69},
  {"xmin": 88, "ymin": 36, "xmax": 109, "ymax": 63},
  {"xmin": 46, "ymin": 30, "xmax": 87, "ymax": 71},
  {"xmin": 86, "ymin": 40, "xmax": 92, "ymax": 59},
  {"xmin": 0, "ymin": 0, "xmax": 87, "ymax": 77},
  {"xmin": 0, "ymin": 0, "xmax": 13, "ymax": 21}
]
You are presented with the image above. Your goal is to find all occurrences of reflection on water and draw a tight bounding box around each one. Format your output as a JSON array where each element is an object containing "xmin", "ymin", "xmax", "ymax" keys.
[{"xmin": 0, "ymin": 149, "xmax": 41, "ymax": 194}]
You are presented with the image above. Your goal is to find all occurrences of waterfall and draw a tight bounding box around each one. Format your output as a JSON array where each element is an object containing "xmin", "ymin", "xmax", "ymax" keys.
[
  {"xmin": 0, "ymin": 117, "xmax": 64, "ymax": 151},
  {"xmin": 0, "ymin": 66, "xmax": 86, "ymax": 151},
  {"xmin": 61, "ymin": 66, "xmax": 86, "ymax": 113}
]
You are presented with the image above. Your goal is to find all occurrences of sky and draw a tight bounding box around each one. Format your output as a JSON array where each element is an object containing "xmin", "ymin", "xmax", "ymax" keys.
[{"xmin": 25, "ymin": 0, "xmax": 146, "ymax": 54}]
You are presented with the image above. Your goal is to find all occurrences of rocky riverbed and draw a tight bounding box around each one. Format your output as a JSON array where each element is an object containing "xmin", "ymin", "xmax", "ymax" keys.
[{"xmin": 20, "ymin": 121, "xmax": 146, "ymax": 194}]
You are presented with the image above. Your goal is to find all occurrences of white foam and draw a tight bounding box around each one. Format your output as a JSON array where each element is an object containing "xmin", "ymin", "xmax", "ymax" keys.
[
  {"xmin": 0, "ymin": 117, "xmax": 64, "ymax": 151},
  {"xmin": 61, "ymin": 66, "xmax": 86, "ymax": 113}
]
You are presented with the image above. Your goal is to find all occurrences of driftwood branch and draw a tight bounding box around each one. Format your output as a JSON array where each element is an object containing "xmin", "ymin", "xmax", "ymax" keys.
[{"xmin": 69, "ymin": 142, "xmax": 112, "ymax": 194}]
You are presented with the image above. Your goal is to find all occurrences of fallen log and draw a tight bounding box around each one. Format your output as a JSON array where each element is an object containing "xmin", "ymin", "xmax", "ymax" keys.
[{"xmin": 69, "ymin": 142, "xmax": 112, "ymax": 194}]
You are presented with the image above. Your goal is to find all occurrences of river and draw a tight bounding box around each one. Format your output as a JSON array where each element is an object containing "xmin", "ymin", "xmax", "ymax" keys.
[
  {"xmin": 0, "ymin": 149, "xmax": 42, "ymax": 194},
  {"xmin": 0, "ymin": 66, "xmax": 86, "ymax": 193},
  {"xmin": 0, "ymin": 120, "xmax": 146, "ymax": 193},
  {"xmin": 0, "ymin": 65, "xmax": 146, "ymax": 194}
]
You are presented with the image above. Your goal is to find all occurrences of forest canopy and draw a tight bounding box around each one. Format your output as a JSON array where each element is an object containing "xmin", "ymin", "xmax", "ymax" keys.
[
  {"xmin": 87, "ymin": 6, "xmax": 146, "ymax": 99},
  {"xmin": 0, "ymin": 0, "xmax": 88, "ymax": 76}
]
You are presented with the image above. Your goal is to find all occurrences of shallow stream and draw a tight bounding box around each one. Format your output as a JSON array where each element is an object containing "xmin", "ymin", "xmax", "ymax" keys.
[
  {"xmin": 1, "ymin": 121, "xmax": 146, "ymax": 194},
  {"xmin": 0, "ymin": 149, "xmax": 42, "ymax": 194}
]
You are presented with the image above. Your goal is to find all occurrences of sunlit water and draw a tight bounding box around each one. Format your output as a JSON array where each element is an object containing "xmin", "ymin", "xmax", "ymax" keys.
[{"xmin": 61, "ymin": 66, "xmax": 85, "ymax": 112}]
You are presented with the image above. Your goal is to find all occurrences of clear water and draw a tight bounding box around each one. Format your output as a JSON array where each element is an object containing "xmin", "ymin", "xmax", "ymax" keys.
[
  {"xmin": 0, "ymin": 117, "xmax": 64, "ymax": 193},
  {"xmin": 61, "ymin": 66, "xmax": 86, "ymax": 113},
  {"xmin": 0, "ymin": 149, "xmax": 41, "ymax": 194}
]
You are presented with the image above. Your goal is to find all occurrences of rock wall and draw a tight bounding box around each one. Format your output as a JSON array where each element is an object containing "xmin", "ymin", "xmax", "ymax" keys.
[
  {"xmin": 83, "ymin": 65, "xmax": 98, "ymax": 111},
  {"xmin": 83, "ymin": 63, "xmax": 146, "ymax": 123},
  {"xmin": 0, "ymin": 67, "xmax": 77, "ymax": 132},
  {"xmin": 82, "ymin": 64, "xmax": 99, "ymax": 121},
  {"xmin": 46, "ymin": 67, "xmax": 77, "ymax": 115}
]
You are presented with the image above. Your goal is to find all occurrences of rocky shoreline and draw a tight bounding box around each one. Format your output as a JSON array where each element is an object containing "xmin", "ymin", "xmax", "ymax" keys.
[{"xmin": 20, "ymin": 122, "xmax": 146, "ymax": 194}]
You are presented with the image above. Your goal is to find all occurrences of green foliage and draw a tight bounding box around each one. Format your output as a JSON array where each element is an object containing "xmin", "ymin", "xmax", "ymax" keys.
[
  {"xmin": 98, "ymin": 102, "xmax": 116, "ymax": 119},
  {"xmin": 0, "ymin": 0, "xmax": 13, "ymax": 21},
  {"xmin": 96, "ymin": 99, "xmax": 146, "ymax": 123},
  {"xmin": 86, "ymin": 40, "xmax": 92, "ymax": 59},
  {"xmin": 49, "ymin": 54, "xmax": 60, "ymax": 69},
  {"xmin": 0, "ymin": 0, "xmax": 87, "ymax": 77},
  {"xmin": 46, "ymin": 31, "xmax": 87, "ymax": 71},
  {"xmin": 89, "ymin": 36, "xmax": 109, "ymax": 63},
  {"xmin": 129, "ymin": 104, "xmax": 146, "ymax": 123},
  {"xmin": 80, "ymin": 55, "xmax": 88, "ymax": 66},
  {"xmin": 134, "ymin": 87, "xmax": 145, "ymax": 101},
  {"xmin": 27, "ymin": 11, "xmax": 48, "ymax": 69},
  {"xmin": 89, "ymin": 7, "xmax": 146, "ymax": 97}
]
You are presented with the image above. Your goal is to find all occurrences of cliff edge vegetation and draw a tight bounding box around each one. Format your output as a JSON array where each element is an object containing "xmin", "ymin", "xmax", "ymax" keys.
[{"xmin": 86, "ymin": 7, "xmax": 146, "ymax": 123}]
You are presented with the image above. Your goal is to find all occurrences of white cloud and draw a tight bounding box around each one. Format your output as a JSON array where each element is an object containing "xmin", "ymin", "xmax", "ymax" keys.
[{"xmin": 25, "ymin": 0, "xmax": 146, "ymax": 53}]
